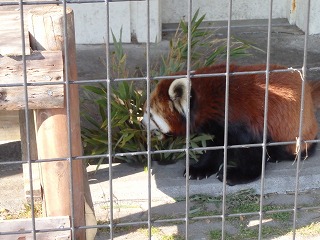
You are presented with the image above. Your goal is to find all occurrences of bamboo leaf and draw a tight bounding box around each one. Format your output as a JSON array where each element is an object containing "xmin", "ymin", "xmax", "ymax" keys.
[
  {"xmin": 180, "ymin": 20, "xmax": 188, "ymax": 33},
  {"xmin": 82, "ymin": 114, "xmax": 102, "ymax": 129},
  {"xmin": 191, "ymin": 9, "xmax": 200, "ymax": 25},
  {"xmin": 192, "ymin": 14, "xmax": 206, "ymax": 34},
  {"xmin": 83, "ymin": 85, "xmax": 106, "ymax": 96}
]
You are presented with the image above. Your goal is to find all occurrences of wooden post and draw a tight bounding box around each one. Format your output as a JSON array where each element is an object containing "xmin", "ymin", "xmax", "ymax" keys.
[{"xmin": 28, "ymin": 6, "xmax": 93, "ymax": 239}]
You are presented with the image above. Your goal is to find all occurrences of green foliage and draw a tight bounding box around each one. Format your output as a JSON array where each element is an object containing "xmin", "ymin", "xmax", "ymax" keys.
[
  {"xmin": 82, "ymin": 80, "xmax": 213, "ymax": 166},
  {"xmin": 152, "ymin": 134, "xmax": 213, "ymax": 163},
  {"xmin": 110, "ymin": 28, "xmax": 129, "ymax": 79},
  {"xmin": 156, "ymin": 9, "xmax": 251, "ymax": 76},
  {"xmin": 81, "ymin": 9, "xmax": 251, "ymax": 166},
  {"xmin": 82, "ymin": 81, "xmax": 147, "ymax": 165}
]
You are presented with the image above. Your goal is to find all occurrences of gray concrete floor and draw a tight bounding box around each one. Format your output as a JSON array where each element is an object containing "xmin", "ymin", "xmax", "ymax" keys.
[{"xmin": 1, "ymin": 19, "xmax": 320, "ymax": 239}]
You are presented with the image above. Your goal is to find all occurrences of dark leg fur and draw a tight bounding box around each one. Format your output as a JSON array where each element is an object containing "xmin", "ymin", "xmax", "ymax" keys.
[
  {"xmin": 216, "ymin": 147, "xmax": 263, "ymax": 185},
  {"xmin": 185, "ymin": 119, "xmax": 317, "ymax": 185},
  {"xmin": 186, "ymin": 142, "xmax": 317, "ymax": 185},
  {"xmin": 186, "ymin": 148, "xmax": 223, "ymax": 180},
  {"xmin": 186, "ymin": 146, "xmax": 263, "ymax": 185},
  {"xmin": 186, "ymin": 121, "xmax": 264, "ymax": 184}
]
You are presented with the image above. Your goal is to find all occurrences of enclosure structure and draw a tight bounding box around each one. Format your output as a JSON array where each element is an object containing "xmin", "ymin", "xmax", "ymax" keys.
[
  {"xmin": 0, "ymin": 0, "xmax": 320, "ymax": 240},
  {"xmin": 71, "ymin": 0, "xmax": 320, "ymax": 44}
]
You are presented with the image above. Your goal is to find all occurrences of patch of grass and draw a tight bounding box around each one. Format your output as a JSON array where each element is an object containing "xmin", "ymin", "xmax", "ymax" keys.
[
  {"xmin": 209, "ymin": 229, "xmax": 222, "ymax": 239},
  {"xmin": 161, "ymin": 233, "xmax": 185, "ymax": 240},
  {"xmin": 225, "ymin": 189, "xmax": 260, "ymax": 214},
  {"xmin": 189, "ymin": 193, "xmax": 221, "ymax": 204},
  {"xmin": 139, "ymin": 227, "xmax": 185, "ymax": 240},
  {"xmin": 209, "ymin": 225, "xmax": 289, "ymax": 240},
  {"xmin": 1, "ymin": 203, "xmax": 42, "ymax": 220},
  {"xmin": 138, "ymin": 226, "xmax": 162, "ymax": 236},
  {"xmin": 264, "ymin": 205, "xmax": 292, "ymax": 222},
  {"xmin": 177, "ymin": 190, "xmax": 294, "ymax": 222},
  {"xmin": 229, "ymin": 202, "xmax": 260, "ymax": 215},
  {"xmin": 186, "ymin": 189, "xmax": 260, "ymax": 215},
  {"xmin": 237, "ymin": 225, "xmax": 288, "ymax": 239}
]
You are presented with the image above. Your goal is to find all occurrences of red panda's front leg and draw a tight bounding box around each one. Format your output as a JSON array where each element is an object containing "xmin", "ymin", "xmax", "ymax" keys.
[
  {"xmin": 184, "ymin": 145, "xmax": 224, "ymax": 180},
  {"xmin": 185, "ymin": 144, "xmax": 261, "ymax": 185},
  {"xmin": 186, "ymin": 146, "xmax": 263, "ymax": 185},
  {"xmin": 215, "ymin": 147, "xmax": 263, "ymax": 185}
]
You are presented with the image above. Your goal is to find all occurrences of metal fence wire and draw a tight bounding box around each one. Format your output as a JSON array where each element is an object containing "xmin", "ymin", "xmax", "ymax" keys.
[{"xmin": 1, "ymin": 0, "xmax": 320, "ymax": 239}]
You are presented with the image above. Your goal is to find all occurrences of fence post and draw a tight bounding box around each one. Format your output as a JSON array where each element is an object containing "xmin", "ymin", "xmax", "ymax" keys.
[{"xmin": 28, "ymin": 6, "xmax": 94, "ymax": 239}]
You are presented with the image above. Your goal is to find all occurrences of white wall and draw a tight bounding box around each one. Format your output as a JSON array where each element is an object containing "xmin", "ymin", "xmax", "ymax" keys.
[
  {"xmin": 290, "ymin": 0, "xmax": 320, "ymax": 35},
  {"xmin": 71, "ymin": 0, "xmax": 319, "ymax": 44},
  {"xmin": 161, "ymin": 0, "xmax": 287, "ymax": 24},
  {"xmin": 71, "ymin": 0, "xmax": 161, "ymax": 44}
]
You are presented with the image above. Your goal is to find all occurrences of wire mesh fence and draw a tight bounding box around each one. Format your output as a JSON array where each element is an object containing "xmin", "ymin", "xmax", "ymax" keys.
[{"xmin": 1, "ymin": 0, "xmax": 320, "ymax": 239}]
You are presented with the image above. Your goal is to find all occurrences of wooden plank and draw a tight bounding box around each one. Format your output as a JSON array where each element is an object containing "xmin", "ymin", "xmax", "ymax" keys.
[
  {"xmin": 0, "ymin": 10, "xmax": 31, "ymax": 56},
  {"xmin": 0, "ymin": 110, "xmax": 20, "ymax": 143},
  {"xmin": 0, "ymin": 216, "xmax": 70, "ymax": 240},
  {"xmin": 0, "ymin": 51, "xmax": 64, "ymax": 110},
  {"xmin": 30, "ymin": 6, "xmax": 87, "ymax": 239}
]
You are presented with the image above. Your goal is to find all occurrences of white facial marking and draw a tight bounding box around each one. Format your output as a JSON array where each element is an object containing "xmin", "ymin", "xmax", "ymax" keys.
[
  {"xmin": 151, "ymin": 110, "xmax": 171, "ymax": 133},
  {"xmin": 142, "ymin": 111, "xmax": 157, "ymax": 131},
  {"xmin": 142, "ymin": 109, "xmax": 171, "ymax": 134}
]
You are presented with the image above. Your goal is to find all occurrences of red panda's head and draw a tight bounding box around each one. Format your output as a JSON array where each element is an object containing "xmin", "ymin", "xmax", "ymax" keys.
[{"xmin": 141, "ymin": 78, "xmax": 189, "ymax": 137}]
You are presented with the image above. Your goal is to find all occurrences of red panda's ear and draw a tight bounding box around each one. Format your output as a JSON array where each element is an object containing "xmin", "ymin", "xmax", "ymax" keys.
[{"xmin": 168, "ymin": 78, "xmax": 189, "ymax": 116}]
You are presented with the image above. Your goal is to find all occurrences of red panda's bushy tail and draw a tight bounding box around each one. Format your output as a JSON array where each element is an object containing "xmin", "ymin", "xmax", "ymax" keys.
[{"xmin": 310, "ymin": 81, "xmax": 320, "ymax": 109}]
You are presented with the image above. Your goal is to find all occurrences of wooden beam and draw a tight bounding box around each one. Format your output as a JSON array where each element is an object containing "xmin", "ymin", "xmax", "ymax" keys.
[
  {"xmin": 0, "ymin": 216, "xmax": 70, "ymax": 239},
  {"xmin": 0, "ymin": 10, "xmax": 31, "ymax": 56},
  {"xmin": 0, "ymin": 51, "xmax": 64, "ymax": 110},
  {"xmin": 29, "ymin": 6, "xmax": 90, "ymax": 239}
]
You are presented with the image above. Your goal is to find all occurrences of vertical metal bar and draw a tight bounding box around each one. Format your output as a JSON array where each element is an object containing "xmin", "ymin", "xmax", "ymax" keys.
[
  {"xmin": 61, "ymin": 1, "xmax": 76, "ymax": 239},
  {"xmin": 105, "ymin": 0, "xmax": 114, "ymax": 238},
  {"xmin": 258, "ymin": 0, "xmax": 273, "ymax": 239},
  {"xmin": 145, "ymin": 0, "xmax": 152, "ymax": 239},
  {"xmin": 292, "ymin": 0, "xmax": 311, "ymax": 238},
  {"xmin": 18, "ymin": 1, "xmax": 36, "ymax": 239},
  {"xmin": 221, "ymin": 0, "xmax": 232, "ymax": 239},
  {"xmin": 185, "ymin": 0, "xmax": 193, "ymax": 239}
]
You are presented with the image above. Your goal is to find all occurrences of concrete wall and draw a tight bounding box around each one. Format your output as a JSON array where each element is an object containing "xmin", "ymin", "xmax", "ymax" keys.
[
  {"xmin": 71, "ymin": 0, "xmax": 319, "ymax": 44},
  {"xmin": 161, "ymin": 0, "xmax": 287, "ymax": 24},
  {"xmin": 289, "ymin": 0, "xmax": 320, "ymax": 35},
  {"xmin": 71, "ymin": 0, "xmax": 161, "ymax": 44}
]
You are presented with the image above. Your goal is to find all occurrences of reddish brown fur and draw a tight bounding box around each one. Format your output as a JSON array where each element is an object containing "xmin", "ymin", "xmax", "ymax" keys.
[
  {"xmin": 150, "ymin": 80, "xmax": 187, "ymax": 135},
  {"xmin": 150, "ymin": 64, "xmax": 319, "ymax": 154}
]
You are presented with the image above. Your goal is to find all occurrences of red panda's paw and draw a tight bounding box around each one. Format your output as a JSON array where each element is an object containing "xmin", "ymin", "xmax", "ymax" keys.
[
  {"xmin": 216, "ymin": 164, "xmax": 261, "ymax": 186},
  {"xmin": 216, "ymin": 166, "xmax": 238, "ymax": 186},
  {"xmin": 183, "ymin": 164, "xmax": 216, "ymax": 180}
]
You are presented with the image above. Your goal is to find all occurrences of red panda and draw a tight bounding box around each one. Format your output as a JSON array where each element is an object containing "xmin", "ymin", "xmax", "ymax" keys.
[{"xmin": 142, "ymin": 64, "xmax": 320, "ymax": 185}]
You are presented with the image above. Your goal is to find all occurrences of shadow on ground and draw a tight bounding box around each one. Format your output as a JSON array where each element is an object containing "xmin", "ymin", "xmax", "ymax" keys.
[{"xmin": 89, "ymin": 151, "xmax": 320, "ymax": 240}]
